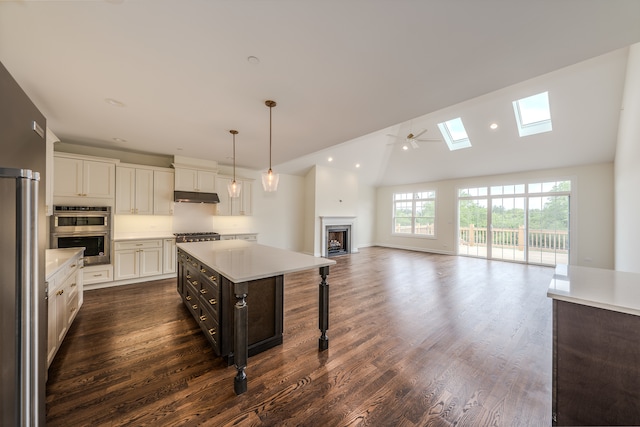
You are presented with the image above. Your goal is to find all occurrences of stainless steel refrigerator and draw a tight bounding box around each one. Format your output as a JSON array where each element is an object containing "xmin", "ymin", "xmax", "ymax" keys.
[{"xmin": 1, "ymin": 61, "xmax": 48, "ymax": 426}]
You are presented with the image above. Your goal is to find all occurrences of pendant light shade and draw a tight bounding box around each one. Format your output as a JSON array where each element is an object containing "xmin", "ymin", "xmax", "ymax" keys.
[
  {"xmin": 227, "ymin": 130, "xmax": 242, "ymax": 198},
  {"xmin": 262, "ymin": 100, "xmax": 279, "ymax": 192}
]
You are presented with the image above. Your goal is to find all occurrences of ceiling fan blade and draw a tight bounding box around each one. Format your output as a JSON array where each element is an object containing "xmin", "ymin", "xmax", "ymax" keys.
[
  {"xmin": 410, "ymin": 140, "xmax": 419, "ymax": 149},
  {"xmin": 411, "ymin": 129, "xmax": 428, "ymax": 139},
  {"xmin": 415, "ymin": 138, "xmax": 441, "ymax": 142}
]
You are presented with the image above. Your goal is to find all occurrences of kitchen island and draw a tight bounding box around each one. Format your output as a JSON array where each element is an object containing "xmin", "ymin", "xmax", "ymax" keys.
[
  {"xmin": 176, "ymin": 240, "xmax": 336, "ymax": 395},
  {"xmin": 547, "ymin": 264, "xmax": 640, "ymax": 426}
]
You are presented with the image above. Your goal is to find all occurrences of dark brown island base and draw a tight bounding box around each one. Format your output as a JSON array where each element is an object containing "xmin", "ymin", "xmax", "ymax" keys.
[
  {"xmin": 176, "ymin": 240, "xmax": 335, "ymax": 395},
  {"xmin": 547, "ymin": 265, "xmax": 640, "ymax": 426}
]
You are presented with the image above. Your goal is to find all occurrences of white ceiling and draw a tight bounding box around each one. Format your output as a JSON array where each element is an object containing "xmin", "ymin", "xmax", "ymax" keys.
[{"xmin": 1, "ymin": 0, "xmax": 639, "ymax": 186}]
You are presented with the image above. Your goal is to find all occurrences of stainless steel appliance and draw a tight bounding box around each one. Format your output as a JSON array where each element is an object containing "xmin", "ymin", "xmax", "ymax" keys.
[
  {"xmin": 50, "ymin": 206, "xmax": 111, "ymax": 266},
  {"xmin": 174, "ymin": 232, "xmax": 221, "ymax": 243},
  {"xmin": 1, "ymin": 60, "xmax": 47, "ymax": 426}
]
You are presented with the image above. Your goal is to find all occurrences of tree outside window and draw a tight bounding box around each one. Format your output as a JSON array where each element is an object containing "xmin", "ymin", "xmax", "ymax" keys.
[{"xmin": 393, "ymin": 191, "xmax": 435, "ymax": 237}]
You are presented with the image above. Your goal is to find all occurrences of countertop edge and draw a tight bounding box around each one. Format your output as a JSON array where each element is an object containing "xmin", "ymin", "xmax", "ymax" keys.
[{"xmin": 45, "ymin": 248, "xmax": 84, "ymax": 280}]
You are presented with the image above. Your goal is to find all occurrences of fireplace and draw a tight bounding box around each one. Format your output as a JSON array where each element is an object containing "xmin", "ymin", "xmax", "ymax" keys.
[
  {"xmin": 320, "ymin": 216, "xmax": 357, "ymax": 258},
  {"xmin": 327, "ymin": 227, "xmax": 349, "ymax": 256}
]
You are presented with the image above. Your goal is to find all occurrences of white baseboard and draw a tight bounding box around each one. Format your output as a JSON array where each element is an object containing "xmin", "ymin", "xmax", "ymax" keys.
[
  {"xmin": 84, "ymin": 272, "xmax": 176, "ymax": 291},
  {"xmin": 372, "ymin": 243, "xmax": 455, "ymax": 256}
]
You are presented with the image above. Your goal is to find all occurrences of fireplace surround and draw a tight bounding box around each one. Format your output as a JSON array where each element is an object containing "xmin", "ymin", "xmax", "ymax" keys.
[{"xmin": 320, "ymin": 216, "xmax": 357, "ymax": 257}]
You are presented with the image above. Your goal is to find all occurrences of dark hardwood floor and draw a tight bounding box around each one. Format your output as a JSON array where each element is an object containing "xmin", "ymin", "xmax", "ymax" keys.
[{"xmin": 46, "ymin": 247, "xmax": 554, "ymax": 426}]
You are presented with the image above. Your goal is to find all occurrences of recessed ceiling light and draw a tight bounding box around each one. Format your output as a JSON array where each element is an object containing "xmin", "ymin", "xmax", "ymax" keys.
[
  {"xmin": 328, "ymin": 157, "xmax": 333, "ymax": 162},
  {"xmin": 247, "ymin": 56, "xmax": 260, "ymax": 64},
  {"xmin": 490, "ymin": 123, "xmax": 498, "ymax": 130},
  {"xmin": 402, "ymin": 144, "xmax": 409, "ymax": 151},
  {"xmin": 105, "ymin": 98, "xmax": 125, "ymax": 107},
  {"xmin": 355, "ymin": 163, "xmax": 360, "ymax": 168},
  {"xmin": 176, "ymin": 148, "xmax": 183, "ymax": 151},
  {"xmin": 112, "ymin": 137, "xmax": 127, "ymax": 143}
]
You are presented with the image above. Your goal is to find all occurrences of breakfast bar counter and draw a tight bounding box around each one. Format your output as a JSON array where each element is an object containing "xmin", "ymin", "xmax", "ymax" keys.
[
  {"xmin": 176, "ymin": 240, "xmax": 336, "ymax": 395},
  {"xmin": 547, "ymin": 265, "xmax": 640, "ymax": 426}
]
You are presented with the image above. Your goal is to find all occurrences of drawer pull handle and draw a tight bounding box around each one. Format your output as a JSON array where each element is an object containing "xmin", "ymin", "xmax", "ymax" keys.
[
  {"xmin": 209, "ymin": 276, "xmax": 217, "ymax": 282},
  {"xmin": 199, "ymin": 315, "xmax": 207, "ymax": 321},
  {"xmin": 185, "ymin": 296, "xmax": 192, "ymax": 301},
  {"xmin": 209, "ymin": 298, "xmax": 217, "ymax": 305},
  {"xmin": 192, "ymin": 281, "xmax": 198, "ymax": 286},
  {"xmin": 186, "ymin": 274, "xmax": 191, "ymax": 279},
  {"xmin": 56, "ymin": 289, "xmax": 64, "ymax": 296},
  {"xmin": 70, "ymin": 307, "xmax": 76, "ymax": 313},
  {"xmin": 200, "ymin": 289, "xmax": 207, "ymax": 295},
  {"xmin": 135, "ymin": 243, "xmax": 143, "ymax": 246},
  {"xmin": 71, "ymin": 282, "xmax": 77, "ymax": 287},
  {"xmin": 208, "ymin": 328, "xmax": 216, "ymax": 336},
  {"xmin": 200, "ymin": 268, "xmax": 206, "ymax": 273},
  {"xmin": 70, "ymin": 264, "xmax": 76, "ymax": 268},
  {"xmin": 191, "ymin": 304, "xmax": 198, "ymax": 310},
  {"xmin": 93, "ymin": 274, "xmax": 102, "ymax": 277}
]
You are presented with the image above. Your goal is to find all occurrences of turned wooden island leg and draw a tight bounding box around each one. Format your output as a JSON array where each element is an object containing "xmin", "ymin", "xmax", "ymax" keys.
[
  {"xmin": 318, "ymin": 266, "xmax": 330, "ymax": 350},
  {"xmin": 233, "ymin": 281, "xmax": 248, "ymax": 395}
]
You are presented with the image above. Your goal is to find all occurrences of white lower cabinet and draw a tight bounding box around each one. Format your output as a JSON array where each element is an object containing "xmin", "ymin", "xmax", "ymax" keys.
[
  {"xmin": 114, "ymin": 239, "xmax": 163, "ymax": 280},
  {"xmin": 82, "ymin": 264, "xmax": 114, "ymax": 286},
  {"xmin": 220, "ymin": 233, "xmax": 258, "ymax": 242},
  {"xmin": 163, "ymin": 238, "xmax": 176, "ymax": 273},
  {"xmin": 47, "ymin": 251, "xmax": 83, "ymax": 368}
]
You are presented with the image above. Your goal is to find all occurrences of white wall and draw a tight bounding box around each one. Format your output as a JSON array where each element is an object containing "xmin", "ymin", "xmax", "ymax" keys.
[
  {"xmin": 375, "ymin": 163, "xmax": 615, "ymax": 269},
  {"xmin": 615, "ymin": 43, "xmax": 640, "ymax": 273}
]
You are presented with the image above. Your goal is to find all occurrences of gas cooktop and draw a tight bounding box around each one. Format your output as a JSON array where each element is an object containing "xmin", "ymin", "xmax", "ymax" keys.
[{"xmin": 174, "ymin": 232, "xmax": 220, "ymax": 243}]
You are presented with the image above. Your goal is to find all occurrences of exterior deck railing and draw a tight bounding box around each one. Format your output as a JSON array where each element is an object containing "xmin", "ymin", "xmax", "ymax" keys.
[{"xmin": 459, "ymin": 225, "xmax": 568, "ymax": 252}]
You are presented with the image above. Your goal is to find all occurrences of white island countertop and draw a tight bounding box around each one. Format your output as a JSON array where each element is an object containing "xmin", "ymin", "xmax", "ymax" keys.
[
  {"xmin": 177, "ymin": 240, "xmax": 336, "ymax": 283},
  {"xmin": 547, "ymin": 264, "xmax": 640, "ymax": 317},
  {"xmin": 45, "ymin": 248, "xmax": 84, "ymax": 279}
]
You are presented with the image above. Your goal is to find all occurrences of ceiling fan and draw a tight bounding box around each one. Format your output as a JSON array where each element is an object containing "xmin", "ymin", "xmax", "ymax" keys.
[{"xmin": 387, "ymin": 129, "xmax": 440, "ymax": 150}]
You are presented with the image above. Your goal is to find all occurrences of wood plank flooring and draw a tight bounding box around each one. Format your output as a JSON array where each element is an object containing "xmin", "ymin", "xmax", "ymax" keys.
[{"xmin": 46, "ymin": 247, "xmax": 554, "ymax": 426}]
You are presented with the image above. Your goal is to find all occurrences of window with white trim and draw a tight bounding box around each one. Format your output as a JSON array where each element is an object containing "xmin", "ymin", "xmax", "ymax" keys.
[{"xmin": 393, "ymin": 191, "xmax": 436, "ymax": 237}]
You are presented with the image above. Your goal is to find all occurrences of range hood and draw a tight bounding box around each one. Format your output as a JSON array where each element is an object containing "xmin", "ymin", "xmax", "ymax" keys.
[{"xmin": 174, "ymin": 191, "xmax": 220, "ymax": 204}]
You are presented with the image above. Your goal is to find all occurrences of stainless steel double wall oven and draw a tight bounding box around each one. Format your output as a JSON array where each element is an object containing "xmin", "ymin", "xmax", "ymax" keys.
[{"xmin": 50, "ymin": 206, "xmax": 111, "ymax": 266}]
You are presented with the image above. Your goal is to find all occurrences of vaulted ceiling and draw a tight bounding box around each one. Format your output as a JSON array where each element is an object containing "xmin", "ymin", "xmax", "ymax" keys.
[{"xmin": 1, "ymin": 0, "xmax": 639, "ymax": 186}]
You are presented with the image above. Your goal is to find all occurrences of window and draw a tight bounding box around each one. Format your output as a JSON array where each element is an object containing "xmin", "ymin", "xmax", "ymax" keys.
[
  {"xmin": 393, "ymin": 191, "xmax": 436, "ymax": 237},
  {"xmin": 512, "ymin": 91, "xmax": 552, "ymax": 137},
  {"xmin": 437, "ymin": 117, "xmax": 472, "ymax": 151}
]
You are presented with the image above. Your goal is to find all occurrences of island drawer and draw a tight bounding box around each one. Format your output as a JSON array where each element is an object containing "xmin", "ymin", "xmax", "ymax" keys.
[{"xmin": 198, "ymin": 304, "xmax": 220, "ymax": 354}]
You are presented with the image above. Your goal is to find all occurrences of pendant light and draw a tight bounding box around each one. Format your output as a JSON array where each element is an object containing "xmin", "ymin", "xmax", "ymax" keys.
[
  {"xmin": 227, "ymin": 130, "xmax": 242, "ymax": 198},
  {"xmin": 262, "ymin": 100, "xmax": 279, "ymax": 192}
]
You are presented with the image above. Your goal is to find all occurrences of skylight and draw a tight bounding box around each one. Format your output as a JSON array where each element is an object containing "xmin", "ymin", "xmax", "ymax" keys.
[
  {"xmin": 512, "ymin": 91, "xmax": 552, "ymax": 137},
  {"xmin": 437, "ymin": 117, "xmax": 472, "ymax": 151}
]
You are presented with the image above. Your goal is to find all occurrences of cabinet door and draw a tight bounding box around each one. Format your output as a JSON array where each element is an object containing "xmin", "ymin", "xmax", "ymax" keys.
[
  {"xmin": 115, "ymin": 166, "xmax": 136, "ymax": 214},
  {"xmin": 114, "ymin": 249, "xmax": 138, "ymax": 280},
  {"xmin": 163, "ymin": 239, "xmax": 176, "ymax": 273},
  {"xmin": 174, "ymin": 168, "xmax": 198, "ymax": 191},
  {"xmin": 197, "ymin": 170, "xmax": 216, "ymax": 193},
  {"xmin": 239, "ymin": 179, "xmax": 252, "ymax": 215},
  {"xmin": 55, "ymin": 286, "xmax": 68, "ymax": 345},
  {"xmin": 154, "ymin": 170, "xmax": 174, "ymax": 215},
  {"xmin": 134, "ymin": 168, "xmax": 154, "ymax": 215},
  {"xmin": 53, "ymin": 156, "xmax": 83, "ymax": 197},
  {"xmin": 139, "ymin": 247, "xmax": 163, "ymax": 277},
  {"xmin": 83, "ymin": 160, "xmax": 115, "ymax": 198},
  {"xmin": 215, "ymin": 176, "xmax": 232, "ymax": 215},
  {"xmin": 47, "ymin": 291, "xmax": 58, "ymax": 367}
]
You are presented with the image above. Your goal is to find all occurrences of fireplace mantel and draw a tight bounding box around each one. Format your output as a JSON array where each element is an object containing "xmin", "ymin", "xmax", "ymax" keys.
[{"xmin": 320, "ymin": 216, "xmax": 357, "ymax": 257}]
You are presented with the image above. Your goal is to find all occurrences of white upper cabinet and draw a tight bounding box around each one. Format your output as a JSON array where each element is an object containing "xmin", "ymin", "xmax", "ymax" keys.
[
  {"xmin": 174, "ymin": 167, "xmax": 216, "ymax": 192},
  {"xmin": 153, "ymin": 169, "xmax": 174, "ymax": 215},
  {"xmin": 115, "ymin": 166, "xmax": 153, "ymax": 215},
  {"xmin": 53, "ymin": 153, "xmax": 117, "ymax": 205},
  {"xmin": 116, "ymin": 164, "xmax": 174, "ymax": 216},
  {"xmin": 214, "ymin": 175, "xmax": 253, "ymax": 216}
]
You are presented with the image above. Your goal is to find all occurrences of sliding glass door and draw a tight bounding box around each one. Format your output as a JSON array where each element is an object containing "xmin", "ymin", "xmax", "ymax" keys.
[{"xmin": 458, "ymin": 181, "xmax": 571, "ymax": 266}]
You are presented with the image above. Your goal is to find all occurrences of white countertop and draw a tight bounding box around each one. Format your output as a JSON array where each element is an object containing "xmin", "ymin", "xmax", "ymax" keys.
[
  {"xmin": 45, "ymin": 248, "xmax": 84, "ymax": 279},
  {"xmin": 547, "ymin": 264, "xmax": 640, "ymax": 316},
  {"xmin": 177, "ymin": 240, "xmax": 336, "ymax": 283}
]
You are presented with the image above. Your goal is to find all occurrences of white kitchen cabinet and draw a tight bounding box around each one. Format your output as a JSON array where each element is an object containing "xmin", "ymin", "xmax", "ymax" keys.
[
  {"xmin": 115, "ymin": 166, "xmax": 154, "ymax": 215},
  {"xmin": 215, "ymin": 176, "xmax": 253, "ymax": 216},
  {"xmin": 46, "ymin": 249, "xmax": 83, "ymax": 368},
  {"xmin": 219, "ymin": 233, "xmax": 258, "ymax": 242},
  {"xmin": 174, "ymin": 167, "xmax": 216, "ymax": 192},
  {"xmin": 82, "ymin": 264, "xmax": 113, "ymax": 286},
  {"xmin": 153, "ymin": 169, "xmax": 174, "ymax": 215},
  {"xmin": 53, "ymin": 153, "xmax": 116, "ymax": 203},
  {"xmin": 114, "ymin": 239, "xmax": 163, "ymax": 280},
  {"xmin": 163, "ymin": 238, "xmax": 176, "ymax": 273}
]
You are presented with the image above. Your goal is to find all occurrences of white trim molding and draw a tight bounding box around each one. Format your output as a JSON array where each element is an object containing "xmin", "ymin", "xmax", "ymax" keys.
[{"xmin": 320, "ymin": 216, "xmax": 358, "ymax": 257}]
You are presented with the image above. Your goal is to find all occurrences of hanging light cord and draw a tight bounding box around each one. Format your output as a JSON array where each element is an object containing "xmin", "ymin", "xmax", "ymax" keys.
[
  {"xmin": 266, "ymin": 100, "xmax": 276, "ymax": 173},
  {"xmin": 230, "ymin": 129, "xmax": 238, "ymax": 183}
]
